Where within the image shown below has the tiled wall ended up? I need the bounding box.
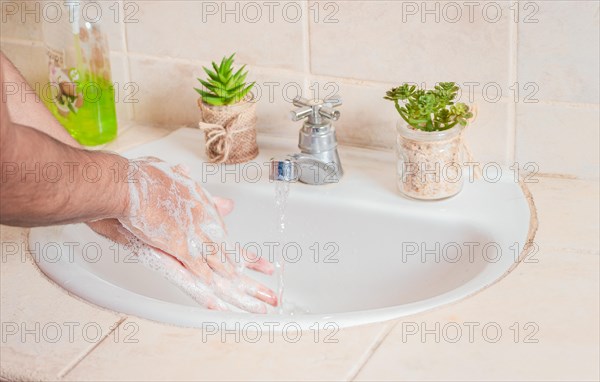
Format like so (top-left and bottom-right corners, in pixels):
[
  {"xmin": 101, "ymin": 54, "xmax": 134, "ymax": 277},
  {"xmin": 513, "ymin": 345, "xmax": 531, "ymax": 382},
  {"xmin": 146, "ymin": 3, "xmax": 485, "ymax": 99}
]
[{"xmin": 1, "ymin": 1, "xmax": 598, "ymax": 179}]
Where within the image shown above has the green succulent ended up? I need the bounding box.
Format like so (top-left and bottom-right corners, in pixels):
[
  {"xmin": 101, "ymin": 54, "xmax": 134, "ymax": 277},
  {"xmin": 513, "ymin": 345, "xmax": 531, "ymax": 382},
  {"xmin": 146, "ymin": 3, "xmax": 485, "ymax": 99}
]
[
  {"xmin": 384, "ymin": 82, "xmax": 473, "ymax": 132},
  {"xmin": 195, "ymin": 53, "xmax": 255, "ymax": 106}
]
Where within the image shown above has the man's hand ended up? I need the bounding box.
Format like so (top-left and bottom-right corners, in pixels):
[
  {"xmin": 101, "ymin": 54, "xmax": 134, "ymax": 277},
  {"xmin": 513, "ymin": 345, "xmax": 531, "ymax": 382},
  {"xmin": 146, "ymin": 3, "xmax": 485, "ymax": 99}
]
[
  {"xmin": 1, "ymin": 52, "xmax": 277, "ymax": 313},
  {"xmin": 88, "ymin": 210, "xmax": 276, "ymax": 313},
  {"xmin": 89, "ymin": 157, "xmax": 278, "ymax": 313}
]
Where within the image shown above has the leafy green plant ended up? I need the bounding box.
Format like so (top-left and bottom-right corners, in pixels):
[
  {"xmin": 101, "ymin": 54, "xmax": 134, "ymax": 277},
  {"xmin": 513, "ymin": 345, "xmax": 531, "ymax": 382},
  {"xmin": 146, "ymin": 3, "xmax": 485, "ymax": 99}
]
[
  {"xmin": 195, "ymin": 53, "xmax": 255, "ymax": 106},
  {"xmin": 384, "ymin": 82, "xmax": 473, "ymax": 132}
]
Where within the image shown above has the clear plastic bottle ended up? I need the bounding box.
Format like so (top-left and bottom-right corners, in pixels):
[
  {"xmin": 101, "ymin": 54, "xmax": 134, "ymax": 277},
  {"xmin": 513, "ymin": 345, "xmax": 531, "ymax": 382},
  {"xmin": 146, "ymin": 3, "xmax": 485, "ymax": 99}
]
[{"xmin": 41, "ymin": 1, "xmax": 117, "ymax": 146}]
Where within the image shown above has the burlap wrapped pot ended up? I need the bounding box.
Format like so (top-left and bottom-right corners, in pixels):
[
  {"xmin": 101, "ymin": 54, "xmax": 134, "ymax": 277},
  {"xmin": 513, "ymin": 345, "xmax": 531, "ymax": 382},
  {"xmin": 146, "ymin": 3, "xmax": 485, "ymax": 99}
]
[{"xmin": 197, "ymin": 94, "xmax": 259, "ymax": 164}]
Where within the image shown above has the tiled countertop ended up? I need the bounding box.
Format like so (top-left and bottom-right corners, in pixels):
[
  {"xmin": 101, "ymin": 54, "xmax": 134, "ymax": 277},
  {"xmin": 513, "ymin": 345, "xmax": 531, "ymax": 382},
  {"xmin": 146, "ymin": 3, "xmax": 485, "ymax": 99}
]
[{"xmin": 1, "ymin": 125, "xmax": 598, "ymax": 381}]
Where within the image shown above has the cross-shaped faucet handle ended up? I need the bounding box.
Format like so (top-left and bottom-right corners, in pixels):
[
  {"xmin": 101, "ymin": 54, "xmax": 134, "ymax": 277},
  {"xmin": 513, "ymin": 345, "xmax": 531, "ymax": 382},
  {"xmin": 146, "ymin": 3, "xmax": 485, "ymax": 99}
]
[{"xmin": 289, "ymin": 96, "xmax": 343, "ymax": 124}]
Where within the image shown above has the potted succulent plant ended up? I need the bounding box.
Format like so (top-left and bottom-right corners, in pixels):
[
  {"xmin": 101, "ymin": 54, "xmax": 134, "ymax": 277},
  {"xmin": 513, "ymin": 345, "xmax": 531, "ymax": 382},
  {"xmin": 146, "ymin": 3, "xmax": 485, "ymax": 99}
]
[
  {"xmin": 385, "ymin": 82, "xmax": 473, "ymax": 200},
  {"xmin": 195, "ymin": 53, "xmax": 258, "ymax": 164}
]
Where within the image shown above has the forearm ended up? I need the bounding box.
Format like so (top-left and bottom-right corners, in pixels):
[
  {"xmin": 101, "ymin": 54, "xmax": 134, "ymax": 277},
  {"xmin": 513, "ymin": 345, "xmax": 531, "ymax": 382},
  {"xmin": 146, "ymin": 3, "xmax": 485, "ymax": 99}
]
[
  {"xmin": 1, "ymin": 51, "xmax": 132, "ymax": 226},
  {"xmin": 0, "ymin": 118, "xmax": 130, "ymax": 227}
]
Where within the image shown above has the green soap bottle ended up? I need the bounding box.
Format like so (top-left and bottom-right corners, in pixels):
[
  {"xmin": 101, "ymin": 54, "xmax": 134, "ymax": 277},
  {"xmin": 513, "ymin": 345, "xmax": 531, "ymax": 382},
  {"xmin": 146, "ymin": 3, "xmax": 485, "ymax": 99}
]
[{"xmin": 42, "ymin": 1, "xmax": 117, "ymax": 146}]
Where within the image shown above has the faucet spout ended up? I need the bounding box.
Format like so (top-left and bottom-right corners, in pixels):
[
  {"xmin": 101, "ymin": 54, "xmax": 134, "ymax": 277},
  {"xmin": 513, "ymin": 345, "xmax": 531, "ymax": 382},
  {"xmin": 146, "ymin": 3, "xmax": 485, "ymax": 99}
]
[
  {"xmin": 269, "ymin": 158, "xmax": 298, "ymax": 182},
  {"xmin": 269, "ymin": 154, "xmax": 342, "ymax": 185}
]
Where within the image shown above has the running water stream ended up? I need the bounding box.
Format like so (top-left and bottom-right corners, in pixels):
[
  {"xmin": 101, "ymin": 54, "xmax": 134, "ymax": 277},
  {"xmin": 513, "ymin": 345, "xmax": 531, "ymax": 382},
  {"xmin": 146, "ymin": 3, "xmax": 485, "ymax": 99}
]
[
  {"xmin": 274, "ymin": 181, "xmax": 290, "ymax": 314},
  {"xmin": 272, "ymin": 181, "xmax": 310, "ymax": 315}
]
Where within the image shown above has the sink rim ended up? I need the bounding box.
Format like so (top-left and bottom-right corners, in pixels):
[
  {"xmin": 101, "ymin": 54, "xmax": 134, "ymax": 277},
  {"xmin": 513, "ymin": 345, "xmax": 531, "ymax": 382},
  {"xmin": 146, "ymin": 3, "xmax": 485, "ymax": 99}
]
[{"xmin": 30, "ymin": 129, "xmax": 538, "ymax": 330}]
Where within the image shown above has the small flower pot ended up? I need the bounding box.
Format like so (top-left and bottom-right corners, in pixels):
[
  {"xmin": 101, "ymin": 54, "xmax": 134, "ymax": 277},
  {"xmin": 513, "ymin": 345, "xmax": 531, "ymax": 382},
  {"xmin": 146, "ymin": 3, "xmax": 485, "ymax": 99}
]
[
  {"xmin": 396, "ymin": 122, "xmax": 465, "ymax": 200},
  {"xmin": 197, "ymin": 94, "xmax": 259, "ymax": 164}
]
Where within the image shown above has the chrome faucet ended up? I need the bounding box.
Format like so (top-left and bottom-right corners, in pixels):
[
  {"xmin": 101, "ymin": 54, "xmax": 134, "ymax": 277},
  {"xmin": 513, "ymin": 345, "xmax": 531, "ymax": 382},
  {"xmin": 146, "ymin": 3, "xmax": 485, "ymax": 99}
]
[{"xmin": 269, "ymin": 96, "xmax": 343, "ymax": 185}]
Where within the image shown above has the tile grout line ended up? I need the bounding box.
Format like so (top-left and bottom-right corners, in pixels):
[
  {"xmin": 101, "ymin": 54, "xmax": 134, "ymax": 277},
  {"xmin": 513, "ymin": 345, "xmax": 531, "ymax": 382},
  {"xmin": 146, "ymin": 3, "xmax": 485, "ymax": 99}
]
[
  {"xmin": 0, "ymin": 37, "xmax": 44, "ymax": 46},
  {"xmin": 56, "ymin": 316, "xmax": 127, "ymax": 380},
  {"xmin": 304, "ymin": 0, "xmax": 312, "ymax": 74},
  {"xmin": 534, "ymin": 246, "xmax": 600, "ymax": 257},
  {"xmin": 508, "ymin": 0, "xmax": 519, "ymax": 163},
  {"xmin": 63, "ymin": 47, "xmax": 600, "ymax": 109},
  {"xmin": 302, "ymin": 0, "xmax": 312, "ymax": 94},
  {"xmin": 346, "ymin": 321, "xmax": 399, "ymax": 381},
  {"xmin": 119, "ymin": 1, "xmax": 135, "ymax": 122},
  {"xmin": 0, "ymin": 36, "xmax": 127, "ymax": 58},
  {"xmin": 97, "ymin": 47, "xmax": 599, "ymax": 108}
]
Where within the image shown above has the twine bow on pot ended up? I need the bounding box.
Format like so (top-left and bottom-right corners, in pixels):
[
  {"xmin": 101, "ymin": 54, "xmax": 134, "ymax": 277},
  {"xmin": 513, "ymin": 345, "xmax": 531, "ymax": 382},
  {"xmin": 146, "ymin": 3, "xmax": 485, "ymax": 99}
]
[{"xmin": 197, "ymin": 100, "xmax": 258, "ymax": 164}]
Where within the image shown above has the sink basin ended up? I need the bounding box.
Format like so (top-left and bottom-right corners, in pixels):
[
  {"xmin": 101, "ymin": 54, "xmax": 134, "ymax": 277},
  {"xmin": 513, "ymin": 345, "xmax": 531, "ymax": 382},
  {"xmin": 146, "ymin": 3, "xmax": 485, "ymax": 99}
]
[{"xmin": 30, "ymin": 128, "xmax": 534, "ymax": 329}]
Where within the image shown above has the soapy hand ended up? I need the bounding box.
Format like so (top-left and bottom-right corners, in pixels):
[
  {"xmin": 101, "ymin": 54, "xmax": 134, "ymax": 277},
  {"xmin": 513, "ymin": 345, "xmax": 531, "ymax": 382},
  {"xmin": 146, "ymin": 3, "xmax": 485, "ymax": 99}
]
[{"xmin": 88, "ymin": 157, "xmax": 277, "ymax": 313}]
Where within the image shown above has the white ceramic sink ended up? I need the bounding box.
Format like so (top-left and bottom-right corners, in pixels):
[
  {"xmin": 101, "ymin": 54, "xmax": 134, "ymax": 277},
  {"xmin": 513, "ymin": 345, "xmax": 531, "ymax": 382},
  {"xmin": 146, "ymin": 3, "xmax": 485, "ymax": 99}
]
[{"xmin": 30, "ymin": 128, "xmax": 534, "ymax": 329}]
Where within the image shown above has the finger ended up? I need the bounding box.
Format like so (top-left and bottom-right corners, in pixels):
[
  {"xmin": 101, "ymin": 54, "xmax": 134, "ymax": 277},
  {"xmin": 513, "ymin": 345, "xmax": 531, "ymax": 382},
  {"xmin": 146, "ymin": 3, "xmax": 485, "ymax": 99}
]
[
  {"xmin": 205, "ymin": 249, "xmax": 238, "ymax": 279},
  {"xmin": 241, "ymin": 249, "xmax": 275, "ymax": 275},
  {"xmin": 203, "ymin": 245, "xmax": 278, "ymax": 307},
  {"xmin": 182, "ymin": 255, "xmax": 215, "ymax": 286},
  {"xmin": 216, "ymin": 241, "xmax": 246, "ymax": 275},
  {"xmin": 124, "ymin": 235, "xmax": 230, "ymax": 311},
  {"xmin": 186, "ymin": 225, "xmax": 233, "ymax": 280},
  {"xmin": 211, "ymin": 274, "xmax": 268, "ymax": 314},
  {"xmin": 238, "ymin": 273, "xmax": 278, "ymax": 307},
  {"xmin": 213, "ymin": 197, "xmax": 234, "ymax": 217}
]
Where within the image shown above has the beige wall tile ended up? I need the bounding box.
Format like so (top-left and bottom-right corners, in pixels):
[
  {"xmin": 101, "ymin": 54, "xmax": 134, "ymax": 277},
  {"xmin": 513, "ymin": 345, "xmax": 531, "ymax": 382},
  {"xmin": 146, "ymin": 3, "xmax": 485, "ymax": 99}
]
[
  {"xmin": 313, "ymin": 77, "xmax": 511, "ymax": 164},
  {"xmin": 516, "ymin": 102, "xmax": 600, "ymax": 179},
  {"xmin": 129, "ymin": 55, "xmax": 308, "ymax": 133},
  {"xmin": 2, "ymin": 0, "xmax": 599, "ymax": 178},
  {"xmin": 462, "ymin": 98, "xmax": 511, "ymax": 165},
  {"xmin": 527, "ymin": 178, "xmax": 600, "ymax": 254},
  {"xmin": 355, "ymin": 249, "xmax": 600, "ymax": 381},
  {"xmin": 310, "ymin": 1, "xmax": 512, "ymax": 86},
  {"xmin": 0, "ymin": 0, "xmax": 124, "ymax": 51},
  {"xmin": 94, "ymin": 0, "xmax": 126, "ymax": 52},
  {"xmin": 110, "ymin": 52, "xmax": 132, "ymax": 123},
  {"xmin": 128, "ymin": 55, "xmax": 200, "ymax": 126},
  {"xmin": 313, "ymin": 78, "xmax": 398, "ymax": 150},
  {"xmin": 244, "ymin": 64, "xmax": 308, "ymax": 137},
  {"xmin": 125, "ymin": 0, "xmax": 307, "ymax": 71},
  {"xmin": 518, "ymin": 1, "xmax": 600, "ymax": 104},
  {"xmin": 0, "ymin": 0, "xmax": 44, "ymax": 41},
  {"xmin": 0, "ymin": 226, "xmax": 124, "ymax": 381},
  {"xmin": 63, "ymin": 316, "xmax": 391, "ymax": 381}
]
